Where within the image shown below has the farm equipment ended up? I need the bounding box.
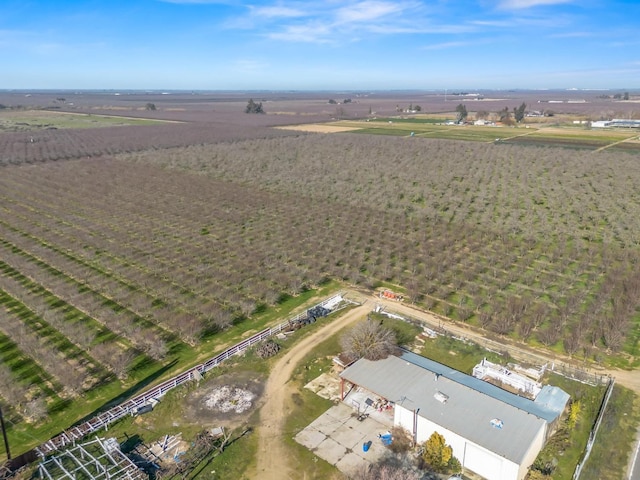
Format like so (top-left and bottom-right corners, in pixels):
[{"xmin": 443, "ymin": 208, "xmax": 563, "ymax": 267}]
[
  {"xmin": 307, "ymin": 305, "xmax": 331, "ymax": 323},
  {"xmin": 284, "ymin": 305, "xmax": 332, "ymax": 331},
  {"xmin": 379, "ymin": 289, "xmax": 403, "ymax": 301}
]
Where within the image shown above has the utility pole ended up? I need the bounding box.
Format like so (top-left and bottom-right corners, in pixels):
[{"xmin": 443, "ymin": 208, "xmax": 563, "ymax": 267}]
[{"xmin": 0, "ymin": 406, "xmax": 10, "ymax": 460}]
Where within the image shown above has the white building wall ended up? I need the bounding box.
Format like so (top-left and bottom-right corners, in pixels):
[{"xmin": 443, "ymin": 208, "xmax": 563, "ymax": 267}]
[
  {"xmin": 517, "ymin": 423, "xmax": 546, "ymax": 480},
  {"xmin": 395, "ymin": 405, "xmax": 522, "ymax": 480}
]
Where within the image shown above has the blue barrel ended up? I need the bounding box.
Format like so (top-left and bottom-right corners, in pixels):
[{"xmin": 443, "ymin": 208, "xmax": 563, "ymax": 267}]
[{"xmin": 363, "ymin": 441, "xmax": 372, "ymax": 452}]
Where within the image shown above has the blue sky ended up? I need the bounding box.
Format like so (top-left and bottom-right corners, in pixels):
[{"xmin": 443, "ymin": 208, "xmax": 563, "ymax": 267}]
[{"xmin": 1, "ymin": 0, "xmax": 638, "ymax": 90}]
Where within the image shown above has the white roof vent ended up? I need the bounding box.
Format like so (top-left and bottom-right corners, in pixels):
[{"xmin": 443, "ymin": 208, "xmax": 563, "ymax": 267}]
[
  {"xmin": 434, "ymin": 391, "xmax": 449, "ymax": 404},
  {"xmin": 490, "ymin": 418, "xmax": 504, "ymax": 429}
]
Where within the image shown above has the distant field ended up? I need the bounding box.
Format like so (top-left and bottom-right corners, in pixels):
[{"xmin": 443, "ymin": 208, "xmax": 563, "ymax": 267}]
[
  {"xmin": 0, "ymin": 110, "xmax": 169, "ymax": 132},
  {"xmin": 275, "ymin": 123, "xmax": 361, "ymax": 133},
  {"xmin": 2, "ymin": 92, "xmax": 640, "ymax": 465},
  {"xmin": 298, "ymin": 118, "xmax": 640, "ymax": 151},
  {"xmin": 502, "ymin": 126, "xmax": 639, "ymax": 150},
  {"xmin": 128, "ymin": 134, "xmax": 640, "ymax": 362}
]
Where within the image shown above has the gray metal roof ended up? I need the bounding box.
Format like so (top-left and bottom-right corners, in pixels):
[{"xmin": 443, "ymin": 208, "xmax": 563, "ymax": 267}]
[
  {"xmin": 535, "ymin": 385, "xmax": 570, "ymax": 416},
  {"xmin": 398, "ymin": 349, "xmax": 565, "ymax": 423},
  {"xmin": 340, "ymin": 353, "xmax": 553, "ymax": 464}
]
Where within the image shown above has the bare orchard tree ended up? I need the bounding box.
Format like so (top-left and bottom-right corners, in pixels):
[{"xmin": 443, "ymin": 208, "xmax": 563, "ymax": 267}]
[
  {"xmin": 109, "ymin": 348, "xmax": 136, "ymax": 380},
  {"xmin": 23, "ymin": 397, "xmax": 48, "ymax": 423},
  {"xmin": 146, "ymin": 338, "xmax": 169, "ymax": 361},
  {"xmin": 0, "ymin": 365, "xmax": 28, "ymax": 406},
  {"xmin": 340, "ymin": 317, "xmax": 400, "ymax": 362}
]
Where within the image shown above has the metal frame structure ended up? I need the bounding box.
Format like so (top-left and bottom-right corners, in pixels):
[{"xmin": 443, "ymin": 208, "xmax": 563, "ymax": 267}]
[
  {"xmin": 38, "ymin": 438, "xmax": 145, "ymax": 480},
  {"xmin": 36, "ymin": 292, "xmax": 355, "ymax": 457}
]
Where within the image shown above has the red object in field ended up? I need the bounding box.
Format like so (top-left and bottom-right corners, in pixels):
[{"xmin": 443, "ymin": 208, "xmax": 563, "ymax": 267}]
[{"xmin": 379, "ymin": 290, "xmax": 403, "ymax": 301}]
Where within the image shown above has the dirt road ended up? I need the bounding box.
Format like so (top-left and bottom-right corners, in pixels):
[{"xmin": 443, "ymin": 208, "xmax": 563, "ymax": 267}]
[
  {"xmin": 375, "ymin": 295, "xmax": 640, "ymax": 480},
  {"xmin": 249, "ymin": 291, "xmax": 639, "ymax": 479},
  {"xmin": 250, "ymin": 300, "xmax": 371, "ymax": 479},
  {"xmin": 374, "ymin": 295, "xmax": 640, "ymax": 393}
]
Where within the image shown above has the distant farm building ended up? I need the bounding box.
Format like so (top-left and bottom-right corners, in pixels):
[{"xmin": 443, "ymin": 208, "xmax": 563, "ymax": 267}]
[
  {"xmin": 592, "ymin": 119, "xmax": 640, "ymax": 128},
  {"xmin": 340, "ymin": 349, "xmax": 569, "ymax": 480},
  {"xmin": 474, "ymin": 119, "xmax": 495, "ymax": 126}
]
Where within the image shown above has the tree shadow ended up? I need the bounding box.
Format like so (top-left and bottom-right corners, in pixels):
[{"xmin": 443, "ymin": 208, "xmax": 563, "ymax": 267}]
[{"xmin": 70, "ymin": 359, "xmax": 178, "ymax": 427}]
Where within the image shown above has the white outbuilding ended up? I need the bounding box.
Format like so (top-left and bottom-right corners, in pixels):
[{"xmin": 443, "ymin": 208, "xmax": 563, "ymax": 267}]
[{"xmin": 340, "ymin": 350, "xmax": 569, "ymax": 480}]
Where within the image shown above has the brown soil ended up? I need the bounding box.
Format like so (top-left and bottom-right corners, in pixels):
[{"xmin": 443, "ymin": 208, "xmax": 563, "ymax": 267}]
[{"xmin": 249, "ymin": 300, "xmax": 371, "ymax": 479}]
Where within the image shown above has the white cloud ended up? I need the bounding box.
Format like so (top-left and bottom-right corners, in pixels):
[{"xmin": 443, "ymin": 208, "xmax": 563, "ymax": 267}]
[
  {"xmin": 253, "ymin": 1, "xmax": 402, "ymax": 43},
  {"xmin": 159, "ymin": 0, "xmax": 239, "ymax": 4},
  {"xmin": 549, "ymin": 31, "xmax": 592, "ymax": 38},
  {"xmin": 267, "ymin": 23, "xmax": 333, "ymax": 43},
  {"xmin": 233, "ymin": 1, "xmax": 512, "ymax": 44},
  {"xmin": 472, "ymin": 12, "xmax": 574, "ymax": 29},
  {"xmin": 251, "ymin": 5, "xmax": 307, "ymax": 18},
  {"xmin": 498, "ymin": 0, "xmax": 574, "ymax": 9},
  {"xmin": 335, "ymin": 1, "xmax": 405, "ymax": 23},
  {"xmin": 422, "ymin": 41, "xmax": 470, "ymax": 50},
  {"xmin": 254, "ymin": 0, "xmax": 435, "ymax": 43},
  {"xmin": 366, "ymin": 23, "xmax": 474, "ymax": 34},
  {"xmin": 471, "ymin": 19, "xmax": 512, "ymax": 28}
]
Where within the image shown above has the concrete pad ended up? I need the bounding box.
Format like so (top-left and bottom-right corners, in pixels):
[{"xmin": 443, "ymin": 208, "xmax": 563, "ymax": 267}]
[
  {"xmin": 343, "ymin": 413, "xmax": 387, "ymax": 436},
  {"xmin": 358, "ymin": 415, "xmax": 390, "ymax": 438},
  {"xmin": 294, "ymin": 428, "xmax": 326, "ymax": 450},
  {"xmin": 314, "ymin": 436, "xmax": 348, "ymax": 463},
  {"xmin": 324, "ymin": 402, "xmax": 353, "ymax": 421},
  {"xmin": 316, "ymin": 384, "xmax": 341, "ymax": 401},
  {"xmin": 335, "ymin": 451, "xmax": 369, "ymax": 477},
  {"xmin": 332, "ymin": 422, "xmax": 367, "ymax": 450},
  {"xmin": 341, "ymin": 416, "xmax": 390, "ymax": 459},
  {"xmin": 354, "ymin": 434, "xmax": 388, "ymax": 460},
  {"xmin": 304, "ymin": 372, "xmax": 342, "ymax": 401},
  {"xmin": 346, "ymin": 388, "xmax": 395, "ymax": 426},
  {"xmin": 295, "ymin": 398, "xmax": 392, "ymax": 477},
  {"xmin": 307, "ymin": 409, "xmax": 349, "ymax": 435}
]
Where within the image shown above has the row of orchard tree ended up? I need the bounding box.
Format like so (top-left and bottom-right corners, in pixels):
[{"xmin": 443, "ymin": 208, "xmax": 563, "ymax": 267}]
[{"xmin": 128, "ymin": 134, "xmax": 640, "ymax": 361}]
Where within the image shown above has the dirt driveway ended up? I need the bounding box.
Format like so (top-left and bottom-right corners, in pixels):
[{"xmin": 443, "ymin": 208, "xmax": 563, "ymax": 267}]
[
  {"xmin": 373, "ymin": 294, "xmax": 640, "ymax": 394},
  {"xmin": 249, "ymin": 290, "xmax": 640, "ymax": 479},
  {"xmin": 249, "ymin": 300, "xmax": 371, "ymax": 480}
]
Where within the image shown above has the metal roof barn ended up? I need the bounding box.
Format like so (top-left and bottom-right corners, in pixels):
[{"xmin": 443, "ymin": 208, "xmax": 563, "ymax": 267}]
[{"xmin": 340, "ymin": 350, "xmax": 569, "ymax": 480}]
